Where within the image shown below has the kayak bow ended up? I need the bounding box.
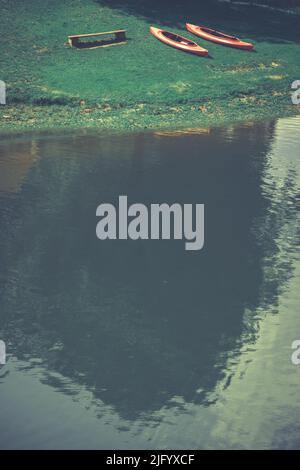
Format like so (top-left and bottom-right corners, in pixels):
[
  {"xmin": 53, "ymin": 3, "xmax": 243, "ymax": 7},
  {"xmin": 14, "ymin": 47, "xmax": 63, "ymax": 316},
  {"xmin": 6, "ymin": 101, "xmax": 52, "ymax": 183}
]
[
  {"xmin": 186, "ymin": 23, "xmax": 253, "ymax": 50},
  {"xmin": 150, "ymin": 26, "xmax": 208, "ymax": 56}
]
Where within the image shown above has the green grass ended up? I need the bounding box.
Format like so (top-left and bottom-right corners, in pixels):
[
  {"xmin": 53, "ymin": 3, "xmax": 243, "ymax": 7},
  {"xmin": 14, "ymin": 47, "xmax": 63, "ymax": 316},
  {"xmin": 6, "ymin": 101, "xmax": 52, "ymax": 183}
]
[{"xmin": 0, "ymin": 0, "xmax": 300, "ymax": 132}]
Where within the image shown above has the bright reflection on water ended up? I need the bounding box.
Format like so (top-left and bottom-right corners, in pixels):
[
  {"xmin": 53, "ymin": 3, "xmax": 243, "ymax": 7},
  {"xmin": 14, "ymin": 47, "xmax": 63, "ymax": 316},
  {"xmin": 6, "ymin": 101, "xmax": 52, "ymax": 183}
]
[{"xmin": 0, "ymin": 116, "xmax": 300, "ymax": 449}]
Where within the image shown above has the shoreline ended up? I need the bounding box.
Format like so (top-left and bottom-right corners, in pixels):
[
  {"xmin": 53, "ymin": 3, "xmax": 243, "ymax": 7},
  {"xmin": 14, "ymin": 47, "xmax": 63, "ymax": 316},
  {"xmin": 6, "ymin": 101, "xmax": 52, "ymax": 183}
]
[{"xmin": 1, "ymin": 98, "xmax": 299, "ymax": 137}]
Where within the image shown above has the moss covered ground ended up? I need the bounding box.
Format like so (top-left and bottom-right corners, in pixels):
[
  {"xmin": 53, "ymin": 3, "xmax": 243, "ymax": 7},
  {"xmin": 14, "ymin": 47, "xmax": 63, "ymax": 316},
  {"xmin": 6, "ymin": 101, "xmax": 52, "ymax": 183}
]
[{"xmin": 0, "ymin": 0, "xmax": 299, "ymax": 133}]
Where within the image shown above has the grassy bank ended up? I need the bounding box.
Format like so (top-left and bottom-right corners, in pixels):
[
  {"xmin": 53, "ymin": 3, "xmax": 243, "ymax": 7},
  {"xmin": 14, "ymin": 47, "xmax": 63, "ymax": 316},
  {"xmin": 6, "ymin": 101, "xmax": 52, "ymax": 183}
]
[{"xmin": 1, "ymin": 0, "xmax": 300, "ymax": 133}]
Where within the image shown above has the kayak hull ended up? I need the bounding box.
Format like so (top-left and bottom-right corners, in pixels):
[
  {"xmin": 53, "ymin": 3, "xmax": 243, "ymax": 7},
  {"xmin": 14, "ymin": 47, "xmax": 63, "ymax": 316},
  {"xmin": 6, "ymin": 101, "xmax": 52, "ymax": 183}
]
[
  {"xmin": 186, "ymin": 23, "xmax": 253, "ymax": 51},
  {"xmin": 150, "ymin": 26, "xmax": 208, "ymax": 56}
]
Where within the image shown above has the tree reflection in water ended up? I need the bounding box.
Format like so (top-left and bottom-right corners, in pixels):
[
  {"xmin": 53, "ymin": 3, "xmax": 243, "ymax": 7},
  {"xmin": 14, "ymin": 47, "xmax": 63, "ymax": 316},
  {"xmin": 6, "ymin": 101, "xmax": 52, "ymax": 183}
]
[{"xmin": 0, "ymin": 119, "xmax": 299, "ymax": 422}]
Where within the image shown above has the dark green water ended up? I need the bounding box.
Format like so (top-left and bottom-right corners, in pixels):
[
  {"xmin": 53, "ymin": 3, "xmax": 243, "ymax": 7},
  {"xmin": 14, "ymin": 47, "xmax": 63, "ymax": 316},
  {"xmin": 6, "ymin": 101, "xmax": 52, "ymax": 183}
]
[{"xmin": 0, "ymin": 116, "xmax": 300, "ymax": 449}]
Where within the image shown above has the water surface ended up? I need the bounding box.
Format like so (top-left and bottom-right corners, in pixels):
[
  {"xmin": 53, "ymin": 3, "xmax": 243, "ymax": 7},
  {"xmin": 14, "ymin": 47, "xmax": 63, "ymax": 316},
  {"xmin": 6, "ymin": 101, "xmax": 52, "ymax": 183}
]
[{"xmin": 0, "ymin": 116, "xmax": 300, "ymax": 449}]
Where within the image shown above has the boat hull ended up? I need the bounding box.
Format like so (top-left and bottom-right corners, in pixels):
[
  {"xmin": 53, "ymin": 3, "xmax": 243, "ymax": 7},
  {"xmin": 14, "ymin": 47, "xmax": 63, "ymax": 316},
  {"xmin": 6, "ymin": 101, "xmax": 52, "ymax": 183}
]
[
  {"xmin": 150, "ymin": 26, "xmax": 208, "ymax": 56},
  {"xmin": 186, "ymin": 23, "xmax": 253, "ymax": 51}
]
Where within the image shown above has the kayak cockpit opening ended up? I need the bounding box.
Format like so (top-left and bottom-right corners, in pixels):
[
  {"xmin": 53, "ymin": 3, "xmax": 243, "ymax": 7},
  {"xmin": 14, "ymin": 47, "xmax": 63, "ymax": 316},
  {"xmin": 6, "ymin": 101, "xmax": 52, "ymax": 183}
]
[
  {"xmin": 163, "ymin": 31, "xmax": 195, "ymax": 46},
  {"xmin": 201, "ymin": 26, "xmax": 237, "ymax": 41}
]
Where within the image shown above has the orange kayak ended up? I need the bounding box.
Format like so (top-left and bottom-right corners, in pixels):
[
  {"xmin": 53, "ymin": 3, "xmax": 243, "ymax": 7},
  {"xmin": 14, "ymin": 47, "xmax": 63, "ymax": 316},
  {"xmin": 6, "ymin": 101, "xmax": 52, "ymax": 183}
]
[
  {"xmin": 186, "ymin": 23, "xmax": 253, "ymax": 51},
  {"xmin": 150, "ymin": 26, "xmax": 208, "ymax": 56}
]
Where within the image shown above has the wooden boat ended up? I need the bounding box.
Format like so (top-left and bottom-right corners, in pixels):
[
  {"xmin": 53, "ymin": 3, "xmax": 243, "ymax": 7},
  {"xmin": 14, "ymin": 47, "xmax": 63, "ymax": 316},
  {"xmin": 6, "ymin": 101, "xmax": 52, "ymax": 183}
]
[
  {"xmin": 68, "ymin": 30, "xmax": 127, "ymax": 49},
  {"xmin": 150, "ymin": 26, "xmax": 208, "ymax": 56},
  {"xmin": 186, "ymin": 23, "xmax": 253, "ymax": 51}
]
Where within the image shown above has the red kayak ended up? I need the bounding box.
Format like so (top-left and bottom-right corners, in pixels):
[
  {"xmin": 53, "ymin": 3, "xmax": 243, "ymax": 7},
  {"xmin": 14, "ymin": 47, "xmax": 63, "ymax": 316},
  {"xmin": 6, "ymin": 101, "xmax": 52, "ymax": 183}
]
[
  {"xmin": 186, "ymin": 23, "xmax": 253, "ymax": 51},
  {"xmin": 150, "ymin": 26, "xmax": 208, "ymax": 56}
]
